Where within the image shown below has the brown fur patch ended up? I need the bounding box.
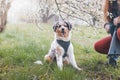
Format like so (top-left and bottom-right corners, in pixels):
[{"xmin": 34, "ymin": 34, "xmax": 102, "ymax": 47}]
[{"xmin": 44, "ymin": 55, "xmax": 52, "ymax": 63}]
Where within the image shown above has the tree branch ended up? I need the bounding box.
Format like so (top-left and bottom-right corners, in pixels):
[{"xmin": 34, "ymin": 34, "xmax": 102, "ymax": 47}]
[
  {"xmin": 54, "ymin": 0, "xmax": 64, "ymax": 20},
  {"xmin": 59, "ymin": 10, "xmax": 94, "ymax": 27}
]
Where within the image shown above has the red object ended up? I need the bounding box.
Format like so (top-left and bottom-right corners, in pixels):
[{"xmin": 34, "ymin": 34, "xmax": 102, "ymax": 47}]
[{"xmin": 94, "ymin": 28, "xmax": 120, "ymax": 54}]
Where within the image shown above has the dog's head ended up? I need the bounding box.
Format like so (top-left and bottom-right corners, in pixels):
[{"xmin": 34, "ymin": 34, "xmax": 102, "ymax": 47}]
[{"xmin": 53, "ymin": 21, "xmax": 72, "ymax": 38}]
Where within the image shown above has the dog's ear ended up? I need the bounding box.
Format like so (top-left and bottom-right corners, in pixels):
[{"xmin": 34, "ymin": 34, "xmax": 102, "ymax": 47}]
[
  {"xmin": 53, "ymin": 22, "xmax": 59, "ymax": 32},
  {"xmin": 64, "ymin": 21, "xmax": 72, "ymax": 30}
]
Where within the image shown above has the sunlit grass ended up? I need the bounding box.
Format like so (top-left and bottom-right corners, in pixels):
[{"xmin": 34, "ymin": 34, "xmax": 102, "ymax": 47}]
[{"xmin": 0, "ymin": 23, "xmax": 120, "ymax": 80}]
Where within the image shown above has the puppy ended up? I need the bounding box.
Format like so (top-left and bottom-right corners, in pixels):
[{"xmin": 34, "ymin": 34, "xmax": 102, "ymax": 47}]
[{"xmin": 44, "ymin": 20, "xmax": 82, "ymax": 70}]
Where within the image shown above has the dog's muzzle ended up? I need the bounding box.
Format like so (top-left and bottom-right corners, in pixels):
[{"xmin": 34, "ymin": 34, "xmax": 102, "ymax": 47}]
[{"xmin": 61, "ymin": 28, "xmax": 65, "ymax": 34}]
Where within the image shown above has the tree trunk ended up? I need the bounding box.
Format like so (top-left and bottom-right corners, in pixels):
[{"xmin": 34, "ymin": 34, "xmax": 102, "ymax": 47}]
[
  {"xmin": 41, "ymin": 7, "xmax": 55, "ymax": 23},
  {"xmin": 0, "ymin": 0, "xmax": 11, "ymax": 32},
  {"xmin": 42, "ymin": 14, "xmax": 48, "ymax": 23}
]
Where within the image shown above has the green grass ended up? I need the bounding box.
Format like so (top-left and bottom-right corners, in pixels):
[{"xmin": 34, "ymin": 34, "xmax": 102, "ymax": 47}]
[{"xmin": 0, "ymin": 23, "xmax": 120, "ymax": 80}]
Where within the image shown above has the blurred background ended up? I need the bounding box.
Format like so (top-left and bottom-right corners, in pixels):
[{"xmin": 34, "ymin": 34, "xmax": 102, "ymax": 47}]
[{"xmin": 1, "ymin": 0, "xmax": 103, "ymax": 31}]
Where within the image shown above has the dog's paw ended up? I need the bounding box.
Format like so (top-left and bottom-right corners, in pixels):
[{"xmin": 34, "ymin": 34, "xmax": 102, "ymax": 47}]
[
  {"xmin": 77, "ymin": 67, "xmax": 82, "ymax": 71},
  {"xmin": 44, "ymin": 55, "xmax": 52, "ymax": 63}
]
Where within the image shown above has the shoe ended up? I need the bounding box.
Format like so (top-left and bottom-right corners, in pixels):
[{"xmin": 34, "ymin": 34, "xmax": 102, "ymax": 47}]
[{"xmin": 108, "ymin": 55, "xmax": 117, "ymax": 67}]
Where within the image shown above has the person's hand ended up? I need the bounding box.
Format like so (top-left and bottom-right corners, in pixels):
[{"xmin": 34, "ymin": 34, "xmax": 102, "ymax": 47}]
[
  {"xmin": 114, "ymin": 17, "xmax": 120, "ymax": 26},
  {"xmin": 104, "ymin": 24, "xmax": 110, "ymax": 33}
]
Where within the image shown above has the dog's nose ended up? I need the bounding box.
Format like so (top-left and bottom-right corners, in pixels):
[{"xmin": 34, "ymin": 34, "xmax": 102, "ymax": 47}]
[
  {"xmin": 61, "ymin": 28, "xmax": 65, "ymax": 33},
  {"xmin": 62, "ymin": 28, "xmax": 64, "ymax": 31}
]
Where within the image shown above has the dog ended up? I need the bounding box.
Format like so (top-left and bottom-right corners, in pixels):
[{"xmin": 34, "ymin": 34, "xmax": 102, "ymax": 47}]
[{"xmin": 44, "ymin": 20, "xmax": 82, "ymax": 71}]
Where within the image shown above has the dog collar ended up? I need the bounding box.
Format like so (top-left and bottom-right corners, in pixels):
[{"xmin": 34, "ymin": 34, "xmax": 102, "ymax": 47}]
[{"xmin": 57, "ymin": 40, "xmax": 70, "ymax": 57}]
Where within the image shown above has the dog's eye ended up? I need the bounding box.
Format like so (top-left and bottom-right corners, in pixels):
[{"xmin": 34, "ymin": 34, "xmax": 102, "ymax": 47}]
[{"xmin": 58, "ymin": 25, "xmax": 61, "ymax": 28}]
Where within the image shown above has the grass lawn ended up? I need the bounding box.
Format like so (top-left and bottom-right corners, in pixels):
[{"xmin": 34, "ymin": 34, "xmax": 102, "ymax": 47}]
[{"xmin": 0, "ymin": 23, "xmax": 120, "ymax": 80}]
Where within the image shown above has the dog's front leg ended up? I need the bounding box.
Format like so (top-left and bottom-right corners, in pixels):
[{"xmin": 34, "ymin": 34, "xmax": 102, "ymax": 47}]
[
  {"xmin": 56, "ymin": 54, "xmax": 63, "ymax": 70},
  {"xmin": 55, "ymin": 47, "xmax": 64, "ymax": 70},
  {"xmin": 68, "ymin": 44, "xmax": 82, "ymax": 70}
]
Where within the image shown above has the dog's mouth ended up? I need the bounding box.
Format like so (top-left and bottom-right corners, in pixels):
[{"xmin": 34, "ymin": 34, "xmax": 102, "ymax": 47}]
[
  {"xmin": 61, "ymin": 31, "xmax": 66, "ymax": 36},
  {"xmin": 62, "ymin": 30, "xmax": 65, "ymax": 34}
]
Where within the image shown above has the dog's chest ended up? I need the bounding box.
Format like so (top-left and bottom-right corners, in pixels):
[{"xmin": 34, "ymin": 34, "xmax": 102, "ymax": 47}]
[{"xmin": 56, "ymin": 40, "xmax": 70, "ymax": 57}]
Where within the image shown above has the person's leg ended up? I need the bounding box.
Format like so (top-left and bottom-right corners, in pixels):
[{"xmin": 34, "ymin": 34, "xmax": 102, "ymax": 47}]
[
  {"xmin": 110, "ymin": 27, "xmax": 120, "ymax": 66},
  {"xmin": 94, "ymin": 35, "xmax": 119, "ymax": 66},
  {"xmin": 94, "ymin": 36, "xmax": 112, "ymax": 54},
  {"xmin": 117, "ymin": 27, "xmax": 120, "ymax": 40},
  {"xmin": 94, "ymin": 25, "xmax": 120, "ymax": 67}
]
